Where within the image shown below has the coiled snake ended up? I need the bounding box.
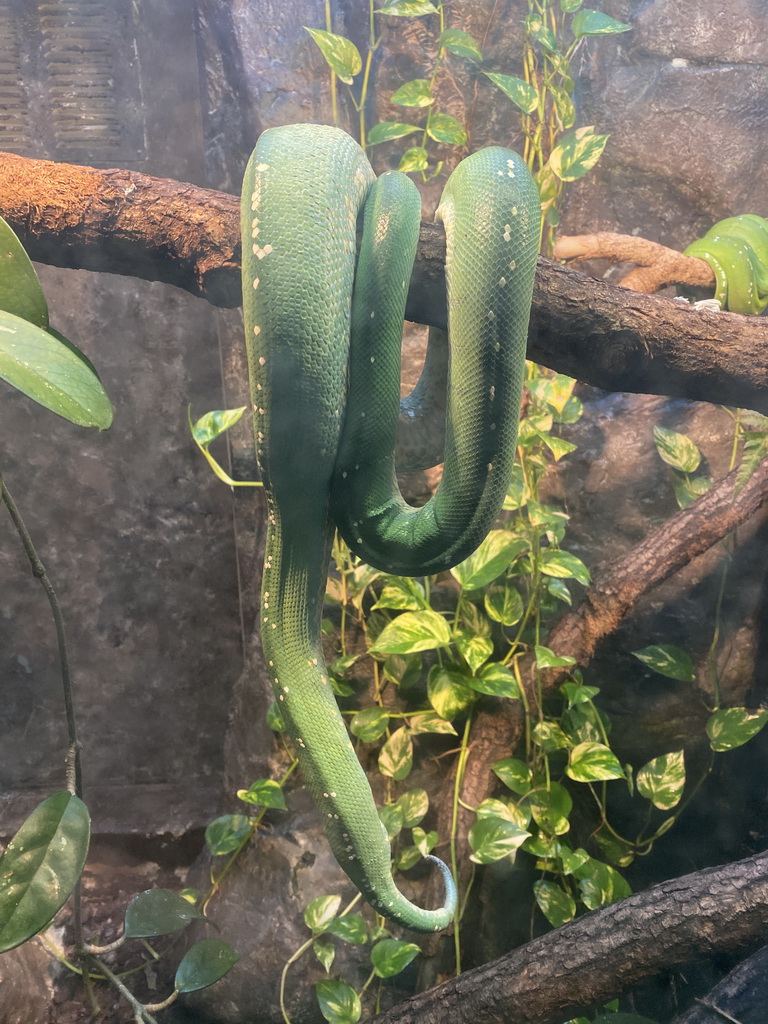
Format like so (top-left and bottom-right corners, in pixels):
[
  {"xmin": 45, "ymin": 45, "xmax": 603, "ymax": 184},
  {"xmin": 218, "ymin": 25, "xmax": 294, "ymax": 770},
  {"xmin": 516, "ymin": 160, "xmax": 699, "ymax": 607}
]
[{"xmin": 241, "ymin": 124, "xmax": 540, "ymax": 931}]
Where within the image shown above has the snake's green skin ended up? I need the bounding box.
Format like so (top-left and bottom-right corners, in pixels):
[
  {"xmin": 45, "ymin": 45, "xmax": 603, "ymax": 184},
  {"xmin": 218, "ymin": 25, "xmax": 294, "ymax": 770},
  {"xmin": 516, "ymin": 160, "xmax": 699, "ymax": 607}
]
[
  {"xmin": 683, "ymin": 214, "xmax": 768, "ymax": 315},
  {"xmin": 241, "ymin": 124, "xmax": 540, "ymax": 932}
]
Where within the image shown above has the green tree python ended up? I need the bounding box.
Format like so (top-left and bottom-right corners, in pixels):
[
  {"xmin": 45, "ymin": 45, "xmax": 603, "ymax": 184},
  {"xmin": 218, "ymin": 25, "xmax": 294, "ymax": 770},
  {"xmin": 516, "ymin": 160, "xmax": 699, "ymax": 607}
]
[
  {"xmin": 684, "ymin": 214, "xmax": 768, "ymax": 315},
  {"xmin": 240, "ymin": 123, "xmax": 540, "ymax": 932}
]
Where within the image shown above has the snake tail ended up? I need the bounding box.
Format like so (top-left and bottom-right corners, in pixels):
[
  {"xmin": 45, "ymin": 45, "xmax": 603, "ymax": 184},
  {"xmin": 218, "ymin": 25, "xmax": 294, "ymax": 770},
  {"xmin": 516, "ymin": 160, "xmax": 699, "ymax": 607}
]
[{"xmin": 241, "ymin": 124, "xmax": 457, "ymax": 931}]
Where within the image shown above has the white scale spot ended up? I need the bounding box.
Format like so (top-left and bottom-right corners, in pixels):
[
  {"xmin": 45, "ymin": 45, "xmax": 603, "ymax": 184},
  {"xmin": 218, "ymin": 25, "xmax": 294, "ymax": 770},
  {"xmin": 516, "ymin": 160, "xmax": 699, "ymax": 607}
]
[
  {"xmin": 490, "ymin": 422, "xmax": 496, "ymax": 431},
  {"xmin": 253, "ymin": 277, "xmax": 260, "ymax": 289},
  {"xmin": 370, "ymin": 356, "xmax": 375, "ymax": 363},
  {"xmin": 271, "ymin": 623, "xmax": 277, "ymax": 629},
  {"xmin": 259, "ymin": 356, "xmax": 266, "ymax": 366},
  {"xmin": 499, "ymin": 276, "xmax": 507, "ymax": 287},
  {"xmin": 370, "ymin": 310, "xmax": 375, "ymax": 318},
  {"xmin": 503, "ymin": 225, "xmax": 512, "ymax": 241},
  {"xmin": 252, "ymin": 226, "xmax": 259, "ymax": 238},
  {"xmin": 279, "ymin": 694, "xmax": 284, "ymax": 701},
  {"xmin": 487, "ymin": 462, "xmax": 493, "ymax": 471},
  {"xmin": 509, "ymin": 260, "xmax": 517, "ymax": 271},
  {"xmin": 494, "ymin": 342, "xmax": 501, "ymax": 352},
  {"xmin": 255, "ymin": 162, "xmax": 269, "ymax": 172},
  {"xmin": 253, "ymin": 325, "xmax": 261, "ymax": 335},
  {"xmin": 488, "ymin": 309, "xmax": 495, "ymax": 319},
  {"xmin": 253, "ymin": 244, "xmax": 274, "ymax": 260},
  {"xmin": 342, "ymin": 471, "xmax": 347, "ymax": 479},
  {"xmin": 489, "ymin": 386, "xmax": 495, "ymax": 400},
  {"xmin": 256, "ymin": 383, "xmax": 263, "ymax": 390},
  {"xmin": 258, "ymin": 408, "xmax": 265, "ymax": 415},
  {"xmin": 511, "ymin": 206, "xmax": 518, "ymax": 215}
]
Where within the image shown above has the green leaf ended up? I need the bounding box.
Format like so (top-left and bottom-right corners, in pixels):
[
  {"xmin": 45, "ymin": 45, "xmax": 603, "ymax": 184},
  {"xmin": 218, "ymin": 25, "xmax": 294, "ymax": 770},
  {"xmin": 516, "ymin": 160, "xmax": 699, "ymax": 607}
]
[
  {"xmin": 475, "ymin": 798, "xmax": 531, "ymax": 831},
  {"xmin": 314, "ymin": 936, "xmax": 335, "ymax": 972},
  {"xmin": 484, "ymin": 581, "xmax": 524, "ymax": 625},
  {"xmin": 408, "ymin": 711, "xmax": 457, "ymax": 735},
  {"xmin": 550, "ymin": 84, "xmax": 576, "ymax": 129},
  {"xmin": 540, "ymin": 548, "xmax": 591, "ymax": 585},
  {"xmin": 191, "ymin": 407, "xmax": 246, "ymax": 447},
  {"xmin": 391, "ymin": 78, "xmax": 434, "ymax": 107},
  {"xmin": 350, "ymin": 706, "xmax": 391, "ymax": 742},
  {"xmin": 469, "ymin": 662, "xmax": 520, "ymax": 699},
  {"xmin": 304, "ymin": 894, "xmax": 342, "ymax": 933},
  {"xmin": 0, "ymin": 792, "xmax": 90, "ymax": 953},
  {"xmin": 469, "ymin": 817, "xmax": 530, "ymax": 863},
  {"xmin": 503, "ymin": 463, "xmax": 529, "ymax": 510},
  {"xmin": 426, "ymin": 112, "xmax": 467, "ymax": 145},
  {"xmin": 454, "ymin": 629, "xmax": 493, "ymax": 672},
  {"xmin": 236, "ymin": 778, "xmax": 287, "ymax": 810},
  {"xmin": 527, "ymin": 782, "xmax": 573, "ymax": 835},
  {"xmin": 653, "ymin": 425, "xmax": 701, "ymax": 473},
  {"xmin": 532, "ymin": 720, "xmax": 571, "ymax": 752},
  {"xmin": 549, "ymin": 126, "xmax": 609, "ymax": 182},
  {"xmin": 563, "ymin": 703, "xmax": 606, "ymax": 745},
  {"xmin": 398, "ymin": 147, "xmax": 429, "ymax": 173},
  {"xmin": 707, "ymin": 707, "xmax": 768, "ymax": 752},
  {"xmin": 439, "ymin": 28, "xmax": 483, "ymax": 60},
  {"xmin": 373, "ymin": 576, "xmax": 425, "ymax": 611},
  {"xmin": 316, "ymin": 978, "xmax": 362, "ymax": 1024},
  {"xmin": 541, "ymin": 432, "xmax": 578, "ymax": 461},
  {"xmin": 378, "ymin": 726, "xmax": 414, "ymax": 780},
  {"xmin": 567, "ymin": 742, "xmax": 625, "ymax": 782},
  {"xmin": 0, "ymin": 215, "xmax": 48, "ymax": 328},
  {"xmin": 370, "ymin": 610, "xmax": 451, "ymax": 654},
  {"xmin": 205, "ymin": 814, "xmax": 252, "ymax": 856},
  {"xmin": 412, "ymin": 826, "xmax": 439, "ymax": 856},
  {"xmin": 492, "ymin": 757, "xmax": 532, "ymax": 794},
  {"xmin": 174, "ymin": 938, "xmax": 239, "ymax": 993},
  {"xmin": 371, "ymin": 938, "xmax": 421, "ymax": 977},
  {"xmin": 547, "ymin": 577, "xmax": 572, "ymax": 605},
  {"xmin": 636, "ymin": 750, "xmax": 685, "ymax": 810},
  {"xmin": 672, "ymin": 473, "xmax": 711, "ymax": 509},
  {"xmin": 574, "ymin": 858, "xmax": 631, "ymax": 909},
  {"xmin": 378, "ymin": 0, "xmax": 437, "ymax": 14},
  {"xmin": 427, "ymin": 665, "xmax": 475, "ymax": 720},
  {"xmin": 395, "ymin": 788, "xmax": 429, "ymax": 827},
  {"xmin": 379, "ymin": 803, "xmax": 404, "ymax": 840},
  {"xmin": 304, "ymin": 28, "xmax": 362, "ymax": 84},
  {"xmin": 367, "ymin": 121, "xmax": 421, "ymax": 145},
  {"xmin": 525, "ymin": 13, "xmax": 558, "ymax": 52},
  {"xmin": 451, "ymin": 531, "xmax": 526, "ymax": 589},
  {"xmin": 483, "ymin": 73, "xmax": 539, "ymax": 114},
  {"xmin": 383, "ymin": 652, "xmax": 422, "ymax": 688},
  {"xmin": 327, "ymin": 913, "xmax": 368, "ymax": 945},
  {"xmin": 571, "ymin": 8, "xmax": 631, "ymax": 38},
  {"xmin": 560, "ymin": 681, "xmax": 600, "ymax": 708},
  {"xmin": 535, "ymin": 644, "xmax": 577, "ymax": 669},
  {"xmin": 0, "ymin": 309, "xmax": 113, "ymax": 427},
  {"xmin": 560, "ymin": 0, "xmax": 583, "ymax": 10},
  {"xmin": 533, "ymin": 880, "xmax": 576, "ymax": 926},
  {"xmin": 124, "ymin": 888, "xmax": 204, "ymax": 938},
  {"xmin": 266, "ymin": 700, "xmax": 286, "ymax": 732},
  {"xmin": 632, "ymin": 644, "xmax": 695, "ymax": 682}
]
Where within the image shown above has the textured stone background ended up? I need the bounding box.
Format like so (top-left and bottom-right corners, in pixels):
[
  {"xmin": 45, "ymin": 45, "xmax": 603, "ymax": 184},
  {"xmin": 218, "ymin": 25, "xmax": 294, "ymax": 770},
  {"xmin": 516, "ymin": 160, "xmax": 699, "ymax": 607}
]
[{"xmin": 1, "ymin": 0, "xmax": 767, "ymax": 1021}]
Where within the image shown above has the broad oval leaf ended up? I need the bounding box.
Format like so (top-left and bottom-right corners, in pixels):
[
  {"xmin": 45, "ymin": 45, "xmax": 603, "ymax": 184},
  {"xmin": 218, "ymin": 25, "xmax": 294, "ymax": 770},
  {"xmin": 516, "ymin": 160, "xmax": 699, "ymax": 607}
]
[
  {"xmin": 174, "ymin": 938, "xmax": 239, "ymax": 993},
  {"xmin": 527, "ymin": 782, "xmax": 572, "ymax": 835},
  {"xmin": 370, "ymin": 609, "xmax": 451, "ymax": 654},
  {"xmin": 632, "ymin": 644, "xmax": 695, "ymax": 682},
  {"xmin": 407, "ymin": 711, "xmax": 457, "ymax": 735},
  {"xmin": 426, "ymin": 112, "xmax": 467, "ymax": 145},
  {"xmin": 372, "ymin": 576, "xmax": 424, "ymax": 611},
  {"xmin": 492, "ymin": 757, "xmax": 532, "ymax": 794},
  {"xmin": 484, "ymin": 581, "xmax": 524, "ymax": 625},
  {"xmin": 191, "ymin": 407, "xmax": 246, "ymax": 447},
  {"xmin": 540, "ymin": 548, "xmax": 590, "ymax": 585},
  {"xmin": 124, "ymin": 888, "xmax": 204, "ymax": 938},
  {"xmin": 367, "ymin": 121, "xmax": 420, "ymax": 145},
  {"xmin": 205, "ymin": 814, "xmax": 252, "ymax": 856},
  {"xmin": 427, "ymin": 665, "xmax": 475, "ymax": 720},
  {"xmin": 0, "ymin": 309, "xmax": 112, "ymax": 427},
  {"xmin": 378, "ymin": 726, "xmax": 413, "ymax": 780},
  {"xmin": 707, "ymin": 707, "xmax": 768, "ymax": 752},
  {"xmin": 653, "ymin": 425, "xmax": 701, "ymax": 473},
  {"xmin": 236, "ymin": 778, "xmax": 287, "ymax": 810},
  {"xmin": 469, "ymin": 662, "xmax": 520, "ymax": 699},
  {"xmin": 379, "ymin": 803, "xmax": 404, "ymax": 840},
  {"xmin": 454, "ymin": 629, "xmax": 493, "ymax": 673},
  {"xmin": 560, "ymin": 0, "xmax": 584, "ymax": 10},
  {"xmin": 484, "ymin": 73, "xmax": 538, "ymax": 114},
  {"xmin": 574, "ymin": 857, "xmax": 631, "ymax": 909},
  {"xmin": 571, "ymin": 8, "xmax": 631, "ymax": 38},
  {"xmin": 0, "ymin": 791, "xmax": 90, "ymax": 953},
  {"xmin": 305, "ymin": 894, "xmax": 342, "ymax": 933},
  {"xmin": 314, "ymin": 936, "xmax": 335, "ymax": 972},
  {"xmin": 391, "ymin": 78, "xmax": 433, "ymax": 107},
  {"xmin": 395, "ymin": 788, "xmax": 429, "ymax": 827},
  {"xmin": 532, "ymin": 720, "xmax": 571, "ymax": 752},
  {"xmin": 350, "ymin": 706, "xmax": 391, "ymax": 742},
  {"xmin": 549, "ymin": 126, "xmax": 609, "ymax": 182},
  {"xmin": 327, "ymin": 913, "xmax": 368, "ymax": 945},
  {"xmin": 371, "ymin": 938, "xmax": 421, "ymax": 978},
  {"xmin": 451, "ymin": 531, "xmax": 526, "ymax": 589},
  {"xmin": 304, "ymin": 28, "xmax": 362, "ymax": 83},
  {"xmin": 475, "ymin": 797, "xmax": 531, "ymax": 831},
  {"xmin": 567, "ymin": 742, "xmax": 625, "ymax": 782},
  {"xmin": 533, "ymin": 879, "xmax": 576, "ymax": 926},
  {"xmin": 469, "ymin": 817, "xmax": 530, "ymax": 863},
  {"xmin": 377, "ymin": 0, "xmax": 438, "ymax": 16},
  {"xmin": 0, "ymin": 216, "xmax": 48, "ymax": 328},
  {"xmin": 535, "ymin": 644, "xmax": 577, "ymax": 669},
  {"xmin": 636, "ymin": 750, "xmax": 685, "ymax": 810},
  {"xmin": 316, "ymin": 978, "xmax": 362, "ymax": 1024},
  {"xmin": 439, "ymin": 28, "xmax": 482, "ymax": 60},
  {"xmin": 398, "ymin": 146, "xmax": 429, "ymax": 173}
]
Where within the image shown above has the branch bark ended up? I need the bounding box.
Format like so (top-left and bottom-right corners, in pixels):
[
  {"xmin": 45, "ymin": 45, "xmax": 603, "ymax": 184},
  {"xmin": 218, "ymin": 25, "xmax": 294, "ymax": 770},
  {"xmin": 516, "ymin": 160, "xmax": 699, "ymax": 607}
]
[
  {"xmin": 671, "ymin": 944, "xmax": 768, "ymax": 1024},
  {"xmin": 372, "ymin": 850, "xmax": 768, "ymax": 1024},
  {"xmin": 2, "ymin": 151, "xmax": 768, "ymax": 414}
]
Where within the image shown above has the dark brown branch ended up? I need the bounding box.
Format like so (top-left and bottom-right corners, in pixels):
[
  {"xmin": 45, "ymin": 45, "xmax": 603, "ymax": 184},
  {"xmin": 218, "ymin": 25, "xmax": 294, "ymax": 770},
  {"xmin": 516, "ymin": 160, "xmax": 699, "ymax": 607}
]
[
  {"xmin": 2, "ymin": 152, "xmax": 768, "ymax": 415},
  {"xmin": 672, "ymin": 945, "xmax": 768, "ymax": 1023},
  {"xmin": 373, "ymin": 850, "xmax": 768, "ymax": 1024}
]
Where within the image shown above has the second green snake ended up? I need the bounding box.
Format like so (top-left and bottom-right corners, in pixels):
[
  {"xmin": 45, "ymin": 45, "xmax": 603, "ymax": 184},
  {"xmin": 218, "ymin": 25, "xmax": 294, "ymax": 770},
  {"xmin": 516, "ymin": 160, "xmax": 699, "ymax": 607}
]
[{"xmin": 241, "ymin": 124, "xmax": 540, "ymax": 931}]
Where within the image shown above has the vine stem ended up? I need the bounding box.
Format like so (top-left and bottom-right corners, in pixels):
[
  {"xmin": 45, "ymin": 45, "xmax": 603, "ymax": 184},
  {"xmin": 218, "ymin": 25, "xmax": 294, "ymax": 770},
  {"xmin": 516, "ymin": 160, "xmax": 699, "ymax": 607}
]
[
  {"xmin": 88, "ymin": 954, "xmax": 159, "ymax": 1024},
  {"xmin": 450, "ymin": 714, "xmax": 473, "ymax": 975}
]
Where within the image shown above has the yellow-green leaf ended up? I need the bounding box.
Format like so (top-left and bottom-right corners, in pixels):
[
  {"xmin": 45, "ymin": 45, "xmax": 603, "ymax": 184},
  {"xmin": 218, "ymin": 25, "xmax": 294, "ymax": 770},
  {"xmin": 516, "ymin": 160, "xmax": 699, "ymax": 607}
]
[{"xmin": 305, "ymin": 28, "xmax": 362, "ymax": 83}]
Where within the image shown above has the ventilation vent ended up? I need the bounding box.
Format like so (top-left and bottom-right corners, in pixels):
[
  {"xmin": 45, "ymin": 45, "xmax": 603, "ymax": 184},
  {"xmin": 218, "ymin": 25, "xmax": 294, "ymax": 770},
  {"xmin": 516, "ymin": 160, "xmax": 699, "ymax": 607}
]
[{"xmin": 0, "ymin": 0, "xmax": 145, "ymax": 163}]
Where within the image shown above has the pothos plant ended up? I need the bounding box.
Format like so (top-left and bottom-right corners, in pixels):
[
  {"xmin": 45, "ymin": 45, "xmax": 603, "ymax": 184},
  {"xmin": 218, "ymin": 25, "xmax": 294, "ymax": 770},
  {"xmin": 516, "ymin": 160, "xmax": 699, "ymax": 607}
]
[{"xmin": 0, "ymin": 218, "xmax": 239, "ymax": 1021}]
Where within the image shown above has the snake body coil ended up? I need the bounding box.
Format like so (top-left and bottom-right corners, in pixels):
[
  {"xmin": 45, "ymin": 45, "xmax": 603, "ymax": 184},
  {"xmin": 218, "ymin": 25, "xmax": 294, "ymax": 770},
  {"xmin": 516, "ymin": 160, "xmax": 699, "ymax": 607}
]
[{"xmin": 241, "ymin": 124, "xmax": 540, "ymax": 931}]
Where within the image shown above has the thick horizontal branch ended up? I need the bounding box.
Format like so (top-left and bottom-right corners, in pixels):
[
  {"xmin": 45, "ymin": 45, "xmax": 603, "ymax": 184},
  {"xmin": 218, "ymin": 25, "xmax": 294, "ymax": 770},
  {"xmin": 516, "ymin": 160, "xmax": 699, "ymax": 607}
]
[
  {"xmin": 2, "ymin": 152, "xmax": 768, "ymax": 413},
  {"xmin": 372, "ymin": 850, "xmax": 768, "ymax": 1024}
]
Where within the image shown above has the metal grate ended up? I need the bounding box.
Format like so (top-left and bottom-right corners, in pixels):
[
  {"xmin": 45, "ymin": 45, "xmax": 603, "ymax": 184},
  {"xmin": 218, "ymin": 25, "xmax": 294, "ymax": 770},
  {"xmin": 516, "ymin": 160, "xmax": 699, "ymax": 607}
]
[{"xmin": 0, "ymin": 0, "xmax": 145, "ymax": 164}]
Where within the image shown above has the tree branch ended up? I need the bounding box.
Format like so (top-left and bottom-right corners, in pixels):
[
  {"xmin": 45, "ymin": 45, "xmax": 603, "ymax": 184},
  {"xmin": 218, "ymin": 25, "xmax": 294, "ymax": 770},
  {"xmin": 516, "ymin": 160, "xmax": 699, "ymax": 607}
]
[
  {"xmin": 372, "ymin": 850, "xmax": 768, "ymax": 1024},
  {"xmin": 2, "ymin": 151, "xmax": 768, "ymax": 414}
]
